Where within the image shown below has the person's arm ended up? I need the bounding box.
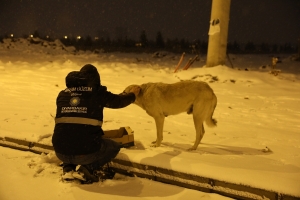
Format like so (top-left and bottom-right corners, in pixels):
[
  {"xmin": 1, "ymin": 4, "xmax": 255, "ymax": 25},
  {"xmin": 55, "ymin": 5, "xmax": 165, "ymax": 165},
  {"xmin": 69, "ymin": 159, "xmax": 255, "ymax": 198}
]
[
  {"xmin": 104, "ymin": 91, "xmax": 136, "ymax": 108},
  {"xmin": 97, "ymin": 85, "xmax": 140, "ymax": 108}
]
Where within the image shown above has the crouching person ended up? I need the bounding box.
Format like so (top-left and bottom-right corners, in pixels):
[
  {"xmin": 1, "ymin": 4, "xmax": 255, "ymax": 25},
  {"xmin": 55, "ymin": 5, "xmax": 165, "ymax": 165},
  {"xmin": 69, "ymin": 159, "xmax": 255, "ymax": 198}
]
[{"xmin": 52, "ymin": 64, "xmax": 140, "ymax": 183}]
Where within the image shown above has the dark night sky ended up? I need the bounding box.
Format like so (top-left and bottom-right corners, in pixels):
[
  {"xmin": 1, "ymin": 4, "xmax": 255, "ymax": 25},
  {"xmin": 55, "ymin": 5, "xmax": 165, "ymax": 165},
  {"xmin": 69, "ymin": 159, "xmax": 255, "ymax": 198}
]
[{"xmin": 0, "ymin": 0, "xmax": 299, "ymax": 44}]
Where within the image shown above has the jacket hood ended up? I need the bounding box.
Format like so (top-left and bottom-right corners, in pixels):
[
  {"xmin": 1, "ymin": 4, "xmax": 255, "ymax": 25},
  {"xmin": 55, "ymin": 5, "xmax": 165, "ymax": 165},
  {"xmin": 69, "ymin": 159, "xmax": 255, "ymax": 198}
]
[
  {"xmin": 80, "ymin": 64, "xmax": 101, "ymax": 87},
  {"xmin": 65, "ymin": 71, "xmax": 87, "ymax": 88}
]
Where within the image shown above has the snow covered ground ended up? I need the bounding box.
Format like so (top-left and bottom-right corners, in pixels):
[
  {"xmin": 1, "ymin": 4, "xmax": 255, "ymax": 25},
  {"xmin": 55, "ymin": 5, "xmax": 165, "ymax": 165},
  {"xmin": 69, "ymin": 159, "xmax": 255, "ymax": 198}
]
[{"xmin": 0, "ymin": 38, "xmax": 299, "ymax": 199}]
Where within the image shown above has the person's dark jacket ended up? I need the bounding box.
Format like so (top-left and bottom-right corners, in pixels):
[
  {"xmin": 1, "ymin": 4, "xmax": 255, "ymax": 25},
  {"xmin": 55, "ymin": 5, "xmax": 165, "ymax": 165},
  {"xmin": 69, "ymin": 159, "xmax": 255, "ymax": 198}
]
[{"xmin": 52, "ymin": 70, "xmax": 135, "ymax": 155}]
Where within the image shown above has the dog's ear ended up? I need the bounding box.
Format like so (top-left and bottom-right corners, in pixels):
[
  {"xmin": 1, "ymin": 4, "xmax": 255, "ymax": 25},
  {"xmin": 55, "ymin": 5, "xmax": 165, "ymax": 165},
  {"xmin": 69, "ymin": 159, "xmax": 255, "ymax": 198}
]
[
  {"xmin": 137, "ymin": 85, "xmax": 142, "ymax": 96},
  {"xmin": 123, "ymin": 85, "xmax": 132, "ymax": 93},
  {"xmin": 123, "ymin": 84, "xmax": 140, "ymax": 94}
]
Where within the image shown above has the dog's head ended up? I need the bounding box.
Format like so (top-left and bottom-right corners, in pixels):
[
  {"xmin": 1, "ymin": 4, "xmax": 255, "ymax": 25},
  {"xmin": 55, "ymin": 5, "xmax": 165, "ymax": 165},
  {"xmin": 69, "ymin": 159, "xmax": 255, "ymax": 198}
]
[{"xmin": 123, "ymin": 84, "xmax": 142, "ymax": 103}]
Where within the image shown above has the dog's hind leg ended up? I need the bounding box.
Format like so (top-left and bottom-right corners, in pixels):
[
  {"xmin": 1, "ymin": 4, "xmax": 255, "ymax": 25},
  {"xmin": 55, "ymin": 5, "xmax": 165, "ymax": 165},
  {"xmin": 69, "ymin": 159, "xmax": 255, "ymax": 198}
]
[
  {"xmin": 151, "ymin": 116, "xmax": 165, "ymax": 147},
  {"xmin": 189, "ymin": 108, "xmax": 206, "ymax": 150}
]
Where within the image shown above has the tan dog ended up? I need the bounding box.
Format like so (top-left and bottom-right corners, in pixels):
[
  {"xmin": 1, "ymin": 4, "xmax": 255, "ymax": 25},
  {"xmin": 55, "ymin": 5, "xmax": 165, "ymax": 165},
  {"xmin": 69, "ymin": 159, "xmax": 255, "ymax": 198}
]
[{"xmin": 124, "ymin": 80, "xmax": 217, "ymax": 150}]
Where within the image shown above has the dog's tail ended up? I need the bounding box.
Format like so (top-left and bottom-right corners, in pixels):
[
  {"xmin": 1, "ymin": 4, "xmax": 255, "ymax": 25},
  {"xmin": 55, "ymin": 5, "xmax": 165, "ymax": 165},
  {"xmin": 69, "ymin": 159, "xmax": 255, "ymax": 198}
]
[
  {"xmin": 206, "ymin": 117, "xmax": 217, "ymax": 127},
  {"xmin": 205, "ymin": 92, "xmax": 217, "ymax": 127}
]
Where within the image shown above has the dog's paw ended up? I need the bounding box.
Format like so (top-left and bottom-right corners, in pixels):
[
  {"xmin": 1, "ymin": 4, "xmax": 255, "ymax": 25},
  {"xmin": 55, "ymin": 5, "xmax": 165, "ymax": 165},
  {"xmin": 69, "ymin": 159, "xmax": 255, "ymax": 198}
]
[
  {"xmin": 150, "ymin": 140, "xmax": 161, "ymax": 147},
  {"xmin": 187, "ymin": 147, "xmax": 197, "ymax": 151},
  {"xmin": 150, "ymin": 144, "xmax": 158, "ymax": 148}
]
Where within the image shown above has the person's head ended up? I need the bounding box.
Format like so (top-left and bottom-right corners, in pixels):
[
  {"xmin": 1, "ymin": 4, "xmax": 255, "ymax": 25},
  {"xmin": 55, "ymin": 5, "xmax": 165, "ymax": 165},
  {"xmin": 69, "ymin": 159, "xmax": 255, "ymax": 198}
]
[
  {"xmin": 65, "ymin": 71, "xmax": 87, "ymax": 88},
  {"xmin": 80, "ymin": 64, "xmax": 101, "ymax": 88}
]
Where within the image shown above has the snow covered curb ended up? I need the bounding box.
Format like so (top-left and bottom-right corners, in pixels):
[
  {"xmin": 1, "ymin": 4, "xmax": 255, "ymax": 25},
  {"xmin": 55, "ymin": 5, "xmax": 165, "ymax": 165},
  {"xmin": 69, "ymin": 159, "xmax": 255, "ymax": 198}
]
[
  {"xmin": 0, "ymin": 136, "xmax": 54, "ymax": 154},
  {"xmin": 0, "ymin": 136, "xmax": 299, "ymax": 200},
  {"xmin": 111, "ymin": 159, "xmax": 289, "ymax": 200}
]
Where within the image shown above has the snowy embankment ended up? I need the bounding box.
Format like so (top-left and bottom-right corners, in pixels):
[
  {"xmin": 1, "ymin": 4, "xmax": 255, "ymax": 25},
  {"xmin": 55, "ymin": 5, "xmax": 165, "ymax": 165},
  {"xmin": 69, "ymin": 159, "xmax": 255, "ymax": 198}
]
[{"xmin": 0, "ymin": 38, "xmax": 299, "ymax": 200}]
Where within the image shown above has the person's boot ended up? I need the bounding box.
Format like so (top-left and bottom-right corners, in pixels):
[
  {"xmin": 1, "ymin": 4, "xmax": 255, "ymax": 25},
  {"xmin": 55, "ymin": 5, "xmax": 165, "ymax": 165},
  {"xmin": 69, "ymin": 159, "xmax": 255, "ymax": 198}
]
[
  {"xmin": 94, "ymin": 162, "xmax": 116, "ymax": 181},
  {"xmin": 72, "ymin": 165, "xmax": 99, "ymax": 184},
  {"xmin": 61, "ymin": 164, "xmax": 76, "ymax": 181}
]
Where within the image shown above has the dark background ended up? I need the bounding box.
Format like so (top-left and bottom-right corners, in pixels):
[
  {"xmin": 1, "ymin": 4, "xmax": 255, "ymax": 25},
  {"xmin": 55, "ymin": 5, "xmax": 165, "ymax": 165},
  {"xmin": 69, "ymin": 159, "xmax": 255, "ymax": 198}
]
[{"xmin": 1, "ymin": 0, "xmax": 299, "ymax": 45}]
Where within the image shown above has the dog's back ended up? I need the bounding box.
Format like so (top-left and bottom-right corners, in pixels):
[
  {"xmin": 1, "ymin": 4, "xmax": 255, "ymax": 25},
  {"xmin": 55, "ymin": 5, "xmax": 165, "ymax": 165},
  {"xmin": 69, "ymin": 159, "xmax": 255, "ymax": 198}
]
[{"xmin": 137, "ymin": 81, "xmax": 216, "ymax": 123}]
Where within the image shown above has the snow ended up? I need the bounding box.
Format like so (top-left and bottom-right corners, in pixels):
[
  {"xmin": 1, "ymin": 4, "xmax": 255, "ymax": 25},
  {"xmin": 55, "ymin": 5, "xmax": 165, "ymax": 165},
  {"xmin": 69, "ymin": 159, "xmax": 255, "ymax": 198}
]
[{"xmin": 0, "ymin": 38, "xmax": 300, "ymax": 199}]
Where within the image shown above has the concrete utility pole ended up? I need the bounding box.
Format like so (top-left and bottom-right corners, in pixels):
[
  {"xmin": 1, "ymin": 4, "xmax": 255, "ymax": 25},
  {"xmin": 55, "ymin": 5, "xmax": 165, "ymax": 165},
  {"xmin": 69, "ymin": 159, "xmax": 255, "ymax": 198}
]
[{"xmin": 206, "ymin": 0, "xmax": 231, "ymax": 67}]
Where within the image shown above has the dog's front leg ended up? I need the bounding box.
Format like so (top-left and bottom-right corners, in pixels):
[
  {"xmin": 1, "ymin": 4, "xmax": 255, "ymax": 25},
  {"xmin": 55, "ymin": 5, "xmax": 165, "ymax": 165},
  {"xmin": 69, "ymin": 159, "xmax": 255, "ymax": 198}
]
[{"xmin": 151, "ymin": 116, "xmax": 165, "ymax": 147}]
